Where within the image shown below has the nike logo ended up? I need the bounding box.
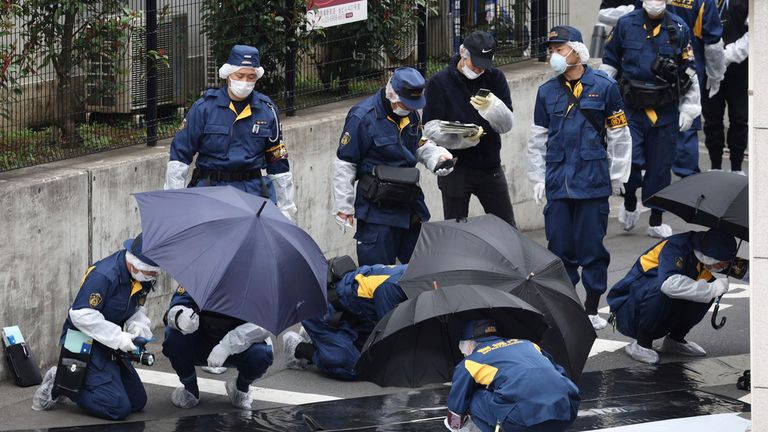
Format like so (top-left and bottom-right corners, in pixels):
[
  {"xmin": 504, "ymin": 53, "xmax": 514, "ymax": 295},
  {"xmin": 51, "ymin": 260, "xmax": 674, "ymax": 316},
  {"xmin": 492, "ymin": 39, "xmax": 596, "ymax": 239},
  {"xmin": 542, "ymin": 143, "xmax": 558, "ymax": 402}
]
[{"xmin": 481, "ymin": 48, "xmax": 492, "ymax": 53}]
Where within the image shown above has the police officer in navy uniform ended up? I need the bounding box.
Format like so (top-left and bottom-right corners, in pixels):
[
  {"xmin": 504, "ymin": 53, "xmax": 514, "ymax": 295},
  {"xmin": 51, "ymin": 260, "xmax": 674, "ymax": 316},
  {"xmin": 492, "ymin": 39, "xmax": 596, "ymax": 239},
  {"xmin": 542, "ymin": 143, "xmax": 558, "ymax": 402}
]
[
  {"xmin": 32, "ymin": 235, "xmax": 160, "ymax": 420},
  {"xmin": 332, "ymin": 67, "xmax": 454, "ymax": 266},
  {"xmin": 162, "ymin": 286, "xmax": 274, "ymax": 409},
  {"xmin": 600, "ymin": 0, "xmax": 702, "ymax": 238},
  {"xmin": 527, "ymin": 26, "xmax": 632, "ymax": 331},
  {"xmin": 702, "ymin": 0, "xmax": 748, "ymax": 175},
  {"xmin": 282, "ymin": 259, "xmax": 407, "ymax": 381},
  {"xmin": 164, "ymin": 44, "xmax": 297, "ymax": 221},
  {"xmin": 607, "ymin": 228, "xmax": 746, "ymax": 364},
  {"xmin": 444, "ymin": 320, "xmax": 580, "ymax": 432},
  {"xmin": 422, "ymin": 31, "xmax": 517, "ymax": 227}
]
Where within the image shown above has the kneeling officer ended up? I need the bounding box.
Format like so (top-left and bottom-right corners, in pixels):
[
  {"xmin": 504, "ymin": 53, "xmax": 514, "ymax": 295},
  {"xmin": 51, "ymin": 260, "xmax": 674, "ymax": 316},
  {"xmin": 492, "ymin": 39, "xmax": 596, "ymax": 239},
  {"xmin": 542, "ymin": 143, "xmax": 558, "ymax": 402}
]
[{"xmin": 32, "ymin": 235, "xmax": 160, "ymax": 420}]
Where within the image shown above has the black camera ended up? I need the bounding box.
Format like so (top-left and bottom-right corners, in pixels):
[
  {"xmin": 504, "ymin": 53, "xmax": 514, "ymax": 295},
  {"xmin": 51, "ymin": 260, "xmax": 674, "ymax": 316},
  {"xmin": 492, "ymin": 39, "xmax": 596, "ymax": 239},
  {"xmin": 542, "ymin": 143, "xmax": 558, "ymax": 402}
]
[{"xmin": 650, "ymin": 56, "xmax": 679, "ymax": 83}]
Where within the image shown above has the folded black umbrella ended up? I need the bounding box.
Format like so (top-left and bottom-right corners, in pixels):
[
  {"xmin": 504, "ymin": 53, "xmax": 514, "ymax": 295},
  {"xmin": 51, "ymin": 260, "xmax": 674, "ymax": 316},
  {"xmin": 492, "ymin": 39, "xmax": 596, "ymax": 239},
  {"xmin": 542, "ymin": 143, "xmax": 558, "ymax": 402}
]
[
  {"xmin": 644, "ymin": 170, "xmax": 748, "ymax": 241},
  {"xmin": 355, "ymin": 284, "xmax": 548, "ymax": 388},
  {"xmin": 399, "ymin": 215, "xmax": 596, "ymax": 382}
]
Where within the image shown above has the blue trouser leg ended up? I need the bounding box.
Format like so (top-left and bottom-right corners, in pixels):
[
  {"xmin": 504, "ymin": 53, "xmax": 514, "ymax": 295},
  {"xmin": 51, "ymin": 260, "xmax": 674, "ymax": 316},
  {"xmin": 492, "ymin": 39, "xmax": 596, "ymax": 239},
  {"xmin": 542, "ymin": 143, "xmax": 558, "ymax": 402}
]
[
  {"xmin": 544, "ymin": 200, "xmax": 580, "ymax": 287},
  {"xmin": 162, "ymin": 326, "xmax": 199, "ymax": 393},
  {"xmin": 640, "ymin": 120, "xmax": 677, "ymax": 205},
  {"xmin": 635, "ymin": 289, "xmax": 712, "ymax": 345},
  {"xmin": 574, "ymin": 198, "xmax": 610, "ymax": 297},
  {"xmin": 75, "ymin": 347, "xmax": 145, "ymax": 420},
  {"xmin": 227, "ymin": 342, "xmax": 273, "ymax": 387},
  {"xmin": 355, "ymin": 221, "xmax": 420, "ymax": 266},
  {"xmin": 468, "ymin": 389, "xmax": 501, "ymax": 432},
  {"xmin": 672, "ymin": 117, "xmax": 701, "ymax": 177},
  {"xmin": 302, "ymin": 315, "xmax": 360, "ymax": 381}
]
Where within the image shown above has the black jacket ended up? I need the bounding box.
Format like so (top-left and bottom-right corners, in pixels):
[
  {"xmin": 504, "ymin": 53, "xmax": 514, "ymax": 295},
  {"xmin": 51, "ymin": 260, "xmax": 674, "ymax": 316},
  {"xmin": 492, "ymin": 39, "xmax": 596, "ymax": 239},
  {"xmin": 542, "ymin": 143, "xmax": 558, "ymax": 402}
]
[{"xmin": 422, "ymin": 55, "xmax": 513, "ymax": 170}]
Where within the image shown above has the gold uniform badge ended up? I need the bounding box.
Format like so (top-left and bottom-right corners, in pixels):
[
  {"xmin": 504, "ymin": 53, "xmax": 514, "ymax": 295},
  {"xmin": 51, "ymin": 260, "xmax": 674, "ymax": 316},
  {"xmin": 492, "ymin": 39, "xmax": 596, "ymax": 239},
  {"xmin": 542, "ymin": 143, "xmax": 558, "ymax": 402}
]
[
  {"xmin": 177, "ymin": 286, "xmax": 186, "ymax": 295},
  {"xmin": 89, "ymin": 293, "xmax": 102, "ymax": 308},
  {"xmin": 675, "ymin": 257, "xmax": 684, "ymax": 269},
  {"xmin": 340, "ymin": 132, "xmax": 351, "ymax": 146}
]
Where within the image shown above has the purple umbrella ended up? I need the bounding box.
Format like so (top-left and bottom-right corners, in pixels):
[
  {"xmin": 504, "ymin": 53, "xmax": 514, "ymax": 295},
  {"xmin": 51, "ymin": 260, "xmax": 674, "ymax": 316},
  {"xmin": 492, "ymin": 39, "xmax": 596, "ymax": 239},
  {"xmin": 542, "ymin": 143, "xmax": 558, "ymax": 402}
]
[{"xmin": 133, "ymin": 186, "xmax": 327, "ymax": 335}]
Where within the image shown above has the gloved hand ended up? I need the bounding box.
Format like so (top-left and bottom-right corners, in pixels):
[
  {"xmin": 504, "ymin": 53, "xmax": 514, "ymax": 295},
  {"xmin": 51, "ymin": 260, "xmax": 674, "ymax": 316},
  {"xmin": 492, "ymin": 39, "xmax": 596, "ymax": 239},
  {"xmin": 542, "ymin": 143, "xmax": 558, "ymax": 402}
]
[
  {"xmin": 470, "ymin": 94, "xmax": 493, "ymax": 112},
  {"xmin": 463, "ymin": 126, "xmax": 484, "ymax": 143},
  {"xmin": 335, "ymin": 212, "xmax": 354, "ymax": 234},
  {"xmin": 118, "ymin": 332, "xmax": 137, "ymax": 353},
  {"xmin": 533, "ymin": 182, "xmax": 546, "ymax": 207},
  {"xmin": 724, "ymin": 43, "xmax": 737, "ymax": 67},
  {"xmin": 435, "ymin": 155, "xmax": 455, "ymax": 176},
  {"xmin": 678, "ymin": 112, "xmax": 694, "ymax": 132},
  {"xmin": 169, "ymin": 305, "xmax": 200, "ymax": 335},
  {"xmin": 207, "ymin": 343, "xmax": 230, "ymax": 368},
  {"xmin": 612, "ymin": 180, "xmax": 625, "ymax": 196},
  {"xmin": 706, "ymin": 78, "xmax": 722, "ymax": 98},
  {"xmin": 444, "ymin": 410, "xmax": 470, "ymax": 431},
  {"xmin": 126, "ymin": 321, "xmax": 152, "ymax": 339},
  {"xmin": 711, "ymin": 278, "xmax": 730, "ymax": 298}
]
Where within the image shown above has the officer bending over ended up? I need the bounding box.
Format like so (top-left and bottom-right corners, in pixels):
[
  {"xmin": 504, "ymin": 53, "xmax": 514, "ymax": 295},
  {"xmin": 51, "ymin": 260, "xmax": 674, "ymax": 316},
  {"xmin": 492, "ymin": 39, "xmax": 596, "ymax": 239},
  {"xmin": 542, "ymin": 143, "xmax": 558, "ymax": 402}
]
[
  {"xmin": 444, "ymin": 320, "xmax": 580, "ymax": 432},
  {"xmin": 162, "ymin": 286, "xmax": 273, "ymax": 409},
  {"xmin": 165, "ymin": 44, "xmax": 297, "ymax": 221},
  {"xmin": 33, "ymin": 236, "xmax": 159, "ymax": 420},
  {"xmin": 283, "ymin": 257, "xmax": 407, "ymax": 380},
  {"xmin": 607, "ymin": 228, "xmax": 748, "ymax": 364}
]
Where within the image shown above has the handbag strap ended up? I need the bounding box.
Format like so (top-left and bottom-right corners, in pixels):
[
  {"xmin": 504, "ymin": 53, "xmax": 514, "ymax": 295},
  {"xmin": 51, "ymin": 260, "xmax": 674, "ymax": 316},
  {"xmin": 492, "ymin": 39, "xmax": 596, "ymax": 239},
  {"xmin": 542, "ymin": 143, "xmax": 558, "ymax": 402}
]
[{"xmin": 558, "ymin": 76, "xmax": 608, "ymax": 149}]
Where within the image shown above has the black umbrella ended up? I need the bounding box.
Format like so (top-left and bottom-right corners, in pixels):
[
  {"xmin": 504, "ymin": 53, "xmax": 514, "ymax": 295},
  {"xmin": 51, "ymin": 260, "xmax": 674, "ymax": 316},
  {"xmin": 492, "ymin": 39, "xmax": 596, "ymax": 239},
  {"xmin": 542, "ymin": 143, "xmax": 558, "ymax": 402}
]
[
  {"xmin": 355, "ymin": 284, "xmax": 548, "ymax": 388},
  {"xmin": 644, "ymin": 170, "xmax": 748, "ymax": 241},
  {"xmin": 645, "ymin": 171, "xmax": 749, "ymax": 329},
  {"xmin": 399, "ymin": 215, "xmax": 595, "ymax": 382}
]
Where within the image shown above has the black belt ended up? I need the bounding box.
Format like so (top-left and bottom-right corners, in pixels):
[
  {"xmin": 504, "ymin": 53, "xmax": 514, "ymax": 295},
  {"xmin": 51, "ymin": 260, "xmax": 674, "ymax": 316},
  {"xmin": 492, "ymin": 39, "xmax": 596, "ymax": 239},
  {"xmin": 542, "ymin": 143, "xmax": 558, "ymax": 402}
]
[{"xmin": 196, "ymin": 169, "xmax": 263, "ymax": 182}]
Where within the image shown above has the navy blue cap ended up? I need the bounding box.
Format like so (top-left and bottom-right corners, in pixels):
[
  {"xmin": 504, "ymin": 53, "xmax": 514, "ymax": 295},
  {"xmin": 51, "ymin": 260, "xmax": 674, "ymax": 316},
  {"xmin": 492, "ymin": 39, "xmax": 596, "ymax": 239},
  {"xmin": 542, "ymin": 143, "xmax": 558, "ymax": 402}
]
[
  {"xmin": 463, "ymin": 31, "xmax": 497, "ymax": 69},
  {"xmin": 226, "ymin": 45, "xmax": 261, "ymax": 69},
  {"xmin": 390, "ymin": 67, "xmax": 426, "ymax": 110},
  {"xmin": 123, "ymin": 234, "xmax": 159, "ymax": 267},
  {"xmin": 699, "ymin": 229, "xmax": 738, "ymax": 261},
  {"xmin": 542, "ymin": 25, "xmax": 583, "ymax": 49},
  {"xmin": 461, "ymin": 319, "xmax": 497, "ymax": 340}
]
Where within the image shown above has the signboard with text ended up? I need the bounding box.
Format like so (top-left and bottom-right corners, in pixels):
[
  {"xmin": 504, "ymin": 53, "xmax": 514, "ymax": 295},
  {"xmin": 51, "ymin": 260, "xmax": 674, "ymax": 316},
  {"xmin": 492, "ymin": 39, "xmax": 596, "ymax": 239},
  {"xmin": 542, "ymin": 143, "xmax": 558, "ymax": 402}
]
[{"xmin": 307, "ymin": 0, "xmax": 367, "ymax": 29}]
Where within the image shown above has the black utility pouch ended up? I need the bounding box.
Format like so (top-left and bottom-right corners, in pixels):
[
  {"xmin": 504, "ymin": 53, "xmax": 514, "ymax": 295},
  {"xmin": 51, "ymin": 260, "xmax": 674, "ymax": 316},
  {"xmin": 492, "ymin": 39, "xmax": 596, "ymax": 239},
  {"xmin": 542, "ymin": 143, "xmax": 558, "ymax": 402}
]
[
  {"xmin": 5, "ymin": 342, "xmax": 42, "ymax": 387},
  {"xmin": 53, "ymin": 346, "xmax": 90, "ymax": 399},
  {"xmin": 361, "ymin": 165, "xmax": 420, "ymax": 207}
]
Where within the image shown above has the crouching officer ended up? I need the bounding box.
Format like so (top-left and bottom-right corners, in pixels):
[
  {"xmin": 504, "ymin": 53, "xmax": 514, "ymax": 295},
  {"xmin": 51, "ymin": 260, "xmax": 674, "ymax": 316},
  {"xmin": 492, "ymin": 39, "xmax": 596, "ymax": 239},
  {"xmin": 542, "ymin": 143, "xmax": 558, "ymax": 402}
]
[
  {"xmin": 32, "ymin": 235, "xmax": 160, "ymax": 420},
  {"xmin": 161, "ymin": 286, "xmax": 273, "ymax": 409},
  {"xmin": 445, "ymin": 320, "xmax": 580, "ymax": 432},
  {"xmin": 607, "ymin": 228, "xmax": 748, "ymax": 364},
  {"xmin": 332, "ymin": 67, "xmax": 454, "ymax": 265},
  {"xmin": 164, "ymin": 44, "xmax": 297, "ymax": 221},
  {"xmin": 283, "ymin": 256, "xmax": 407, "ymax": 380},
  {"xmin": 527, "ymin": 25, "xmax": 632, "ymax": 330},
  {"xmin": 600, "ymin": 0, "xmax": 701, "ymax": 238}
]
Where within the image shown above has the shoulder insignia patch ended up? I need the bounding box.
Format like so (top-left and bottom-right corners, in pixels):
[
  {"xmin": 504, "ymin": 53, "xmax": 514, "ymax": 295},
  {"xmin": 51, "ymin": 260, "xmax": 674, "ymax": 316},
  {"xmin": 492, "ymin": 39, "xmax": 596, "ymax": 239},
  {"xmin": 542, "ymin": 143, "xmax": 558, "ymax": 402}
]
[
  {"xmin": 340, "ymin": 131, "xmax": 351, "ymax": 146},
  {"xmin": 177, "ymin": 286, "xmax": 186, "ymax": 295},
  {"xmin": 178, "ymin": 118, "xmax": 187, "ymax": 131},
  {"xmin": 89, "ymin": 293, "xmax": 102, "ymax": 308},
  {"xmin": 675, "ymin": 257, "xmax": 684, "ymax": 269}
]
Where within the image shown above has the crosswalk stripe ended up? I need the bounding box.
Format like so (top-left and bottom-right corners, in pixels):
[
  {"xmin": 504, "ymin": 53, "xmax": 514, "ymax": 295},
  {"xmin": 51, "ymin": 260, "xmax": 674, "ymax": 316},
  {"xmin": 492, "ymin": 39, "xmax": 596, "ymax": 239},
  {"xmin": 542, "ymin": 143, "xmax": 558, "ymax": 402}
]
[
  {"xmin": 589, "ymin": 338, "xmax": 629, "ymax": 357},
  {"xmin": 135, "ymin": 368, "xmax": 340, "ymax": 405}
]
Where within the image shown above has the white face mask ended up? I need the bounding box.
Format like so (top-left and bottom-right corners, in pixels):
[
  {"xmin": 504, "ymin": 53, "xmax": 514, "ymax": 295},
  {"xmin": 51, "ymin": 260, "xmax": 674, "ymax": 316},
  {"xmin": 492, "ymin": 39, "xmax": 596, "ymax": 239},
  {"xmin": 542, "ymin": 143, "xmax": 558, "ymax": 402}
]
[
  {"xmin": 549, "ymin": 48, "xmax": 574, "ymax": 75},
  {"xmin": 461, "ymin": 64, "xmax": 483, "ymax": 80},
  {"xmin": 643, "ymin": 0, "xmax": 666, "ymax": 17},
  {"xmin": 229, "ymin": 79, "xmax": 255, "ymax": 98},
  {"xmin": 458, "ymin": 340, "xmax": 477, "ymax": 357},
  {"xmin": 393, "ymin": 106, "xmax": 411, "ymax": 116},
  {"xmin": 131, "ymin": 270, "xmax": 156, "ymax": 282}
]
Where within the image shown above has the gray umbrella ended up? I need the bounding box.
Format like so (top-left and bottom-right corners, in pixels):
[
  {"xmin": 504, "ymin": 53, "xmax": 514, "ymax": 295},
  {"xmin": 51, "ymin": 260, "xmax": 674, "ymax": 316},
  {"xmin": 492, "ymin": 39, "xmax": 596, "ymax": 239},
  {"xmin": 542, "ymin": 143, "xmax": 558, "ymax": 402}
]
[
  {"xmin": 399, "ymin": 215, "xmax": 595, "ymax": 382},
  {"xmin": 133, "ymin": 186, "xmax": 327, "ymax": 335}
]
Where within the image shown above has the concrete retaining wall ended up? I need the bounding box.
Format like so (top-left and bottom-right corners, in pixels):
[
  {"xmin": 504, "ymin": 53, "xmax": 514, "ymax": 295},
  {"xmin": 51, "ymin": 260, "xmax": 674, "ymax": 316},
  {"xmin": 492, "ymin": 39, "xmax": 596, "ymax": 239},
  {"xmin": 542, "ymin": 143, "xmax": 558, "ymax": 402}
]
[{"xmin": 0, "ymin": 59, "xmax": 557, "ymax": 380}]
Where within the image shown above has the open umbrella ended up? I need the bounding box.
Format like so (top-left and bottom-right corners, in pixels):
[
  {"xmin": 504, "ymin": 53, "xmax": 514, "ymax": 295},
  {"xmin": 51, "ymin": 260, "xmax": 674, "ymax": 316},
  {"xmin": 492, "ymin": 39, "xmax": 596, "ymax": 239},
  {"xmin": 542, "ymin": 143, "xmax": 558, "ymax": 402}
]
[
  {"xmin": 645, "ymin": 171, "xmax": 749, "ymax": 329},
  {"xmin": 399, "ymin": 215, "xmax": 595, "ymax": 382},
  {"xmin": 355, "ymin": 284, "xmax": 548, "ymax": 387},
  {"xmin": 644, "ymin": 170, "xmax": 748, "ymax": 241},
  {"xmin": 133, "ymin": 186, "xmax": 327, "ymax": 335}
]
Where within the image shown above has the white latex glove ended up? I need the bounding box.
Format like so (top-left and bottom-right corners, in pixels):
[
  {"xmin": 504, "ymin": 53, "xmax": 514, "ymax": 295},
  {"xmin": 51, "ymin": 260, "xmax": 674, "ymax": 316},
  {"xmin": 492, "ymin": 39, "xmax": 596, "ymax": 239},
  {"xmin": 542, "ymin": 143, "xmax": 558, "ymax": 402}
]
[
  {"xmin": 533, "ymin": 182, "xmax": 546, "ymax": 207},
  {"xmin": 707, "ymin": 78, "xmax": 722, "ymax": 98},
  {"xmin": 470, "ymin": 94, "xmax": 492, "ymax": 112},
  {"xmin": 612, "ymin": 180, "xmax": 625, "ymax": 196},
  {"xmin": 434, "ymin": 155, "xmax": 455, "ymax": 176},
  {"xmin": 335, "ymin": 212, "xmax": 354, "ymax": 234},
  {"xmin": 169, "ymin": 305, "xmax": 200, "ymax": 335},
  {"xmin": 678, "ymin": 112, "xmax": 694, "ymax": 132},
  {"xmin": 126, "ymin": 321, "xmax": 152, "ymax": 339},
  {"xmin": 712, "ymin": 278, "xmax": 730, "ymax": 298},
  {"xmin": 207, "ymin": 343, "xmax": 230, "ymax": 368},
  {"xmin": 118, "ymin": 332, "xmax": 137, "ymax": 353}
]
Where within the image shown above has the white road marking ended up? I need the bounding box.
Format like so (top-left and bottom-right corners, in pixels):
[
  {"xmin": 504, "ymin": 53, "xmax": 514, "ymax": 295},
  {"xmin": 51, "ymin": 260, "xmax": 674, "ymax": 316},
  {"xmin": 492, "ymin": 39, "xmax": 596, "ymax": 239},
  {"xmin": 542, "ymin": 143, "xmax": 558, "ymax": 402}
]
[
  {"xmin": 586, "ymin": 412, "xmax": 749, "ymax": 431},
  {"xmin": 738, "ymin": 393, "xmax": 751, "ymax": 404},
  {"xmin": 136, "ymin": 368, "xmax": 340, "ymax": 405},
  {"xmin": 589, "ymin": 339, "xmax": 629, "ymax": 357}
]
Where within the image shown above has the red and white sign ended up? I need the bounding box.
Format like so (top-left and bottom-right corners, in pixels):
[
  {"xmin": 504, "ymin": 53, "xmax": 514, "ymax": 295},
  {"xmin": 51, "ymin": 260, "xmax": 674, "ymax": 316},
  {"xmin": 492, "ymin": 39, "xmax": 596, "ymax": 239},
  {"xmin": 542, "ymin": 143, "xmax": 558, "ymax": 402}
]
[{"xmin": 307, "ymin": 0, "xmax": 367, "ymax": 29}]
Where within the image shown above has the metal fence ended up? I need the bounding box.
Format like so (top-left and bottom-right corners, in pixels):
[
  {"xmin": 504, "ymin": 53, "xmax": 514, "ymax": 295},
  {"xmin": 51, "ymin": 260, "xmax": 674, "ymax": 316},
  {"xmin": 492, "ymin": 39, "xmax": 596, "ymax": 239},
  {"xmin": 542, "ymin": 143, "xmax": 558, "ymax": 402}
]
[{"xmin": 0, "ymin": 0, "xmax": 567, "ymax": 172}]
